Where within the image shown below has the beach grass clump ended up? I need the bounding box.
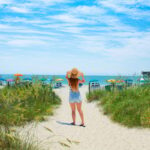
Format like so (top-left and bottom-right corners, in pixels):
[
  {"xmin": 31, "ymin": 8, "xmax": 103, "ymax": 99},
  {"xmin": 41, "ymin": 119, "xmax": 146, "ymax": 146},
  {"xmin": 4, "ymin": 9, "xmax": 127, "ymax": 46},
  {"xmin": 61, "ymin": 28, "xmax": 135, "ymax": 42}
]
[
  {"xmin": 0, "ymin": 83, "xmax": 61, "ymax": 126},
  {"xmin": 86, "ymin": 89, "xmax": 108, "ymax": 102},
  {"xmin": 0, "ymin": 126, "xmax": 39, "ymax": 150},
  {"xmin": 87, "ymin": 85, "xmax": 150, "ymax": 128}
]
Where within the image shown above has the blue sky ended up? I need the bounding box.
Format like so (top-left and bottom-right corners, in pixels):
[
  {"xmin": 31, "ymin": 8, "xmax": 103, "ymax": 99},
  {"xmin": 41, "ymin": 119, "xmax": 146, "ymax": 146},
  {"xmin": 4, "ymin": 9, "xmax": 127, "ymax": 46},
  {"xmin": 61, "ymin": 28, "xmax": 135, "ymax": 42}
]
[{"xmin": 0, "ymin": 0, "xmax": 150, "ymax": 75}]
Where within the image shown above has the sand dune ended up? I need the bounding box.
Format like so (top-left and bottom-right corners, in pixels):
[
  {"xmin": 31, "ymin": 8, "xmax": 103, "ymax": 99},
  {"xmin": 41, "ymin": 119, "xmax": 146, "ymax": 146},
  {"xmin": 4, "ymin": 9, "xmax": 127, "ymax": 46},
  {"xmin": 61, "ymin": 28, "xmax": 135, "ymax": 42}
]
[{"xmin": 18, "ymin": 85, "xmax": 150, "ymax": 150}]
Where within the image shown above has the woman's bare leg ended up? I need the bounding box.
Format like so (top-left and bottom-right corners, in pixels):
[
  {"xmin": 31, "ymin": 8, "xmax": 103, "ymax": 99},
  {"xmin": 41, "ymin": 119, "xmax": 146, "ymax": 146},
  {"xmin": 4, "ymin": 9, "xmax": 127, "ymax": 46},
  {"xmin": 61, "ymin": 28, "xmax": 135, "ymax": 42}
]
[
  {"xmin": 76, "ymin": 102, "xmax": 84, "ymax": 125},
  {"xmin": 69, "ymin": 103, "xmax": 76, "ymax": 124}
]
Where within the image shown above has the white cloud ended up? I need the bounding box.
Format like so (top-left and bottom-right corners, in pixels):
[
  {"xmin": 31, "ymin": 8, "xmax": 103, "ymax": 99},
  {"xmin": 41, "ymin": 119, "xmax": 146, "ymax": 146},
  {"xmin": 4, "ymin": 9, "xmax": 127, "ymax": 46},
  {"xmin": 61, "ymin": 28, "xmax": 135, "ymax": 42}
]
[
  {"xmin": 7, "ymin": 39, "xmax": 47, "ymax": 47},
  {"xmin": 76, "ymin": 31, "xmax": 150, "ymax": 62},
  {"xmin": 22, "ymin": 0, "xmax": 70, "ymax": 8},
  {"xmin": 50, "ymin": 14, "xmax": 88, "ymax": 24},
  {"xmin": 0, "ymin": 24, "xmax": 12, "ymax": 29},
  {"xmin": 112, "ymin": 35, "xmax": 150, "ymax": 58},
  {"xmin": 141, "ymin": 0, "xmax": 150, "ymax": 6},
  {"xmin": 1, "ymin": 17, "xmax": 49, "ymax": 24},
  {"xmin": 10, "ymin": 7, "xmax": 30, "ymax": 13},
  {"xmin": 0, "ymin": 0, "xmax": 12, "ymax": 5},
  {"xmin": 0, "ymin": 24, "xmax": 62, "ymax": 37},
  {"xmin": 0, "ymin": 0, "xmax": 150, "ymax": 74},
  {"xmin": 40, "ymin": 0, "xmax": 69, "ymax": 5},
  {"xmin": 47, "ymin": 5, "xmax": 136, "ymax": 31},
  {"xmin": 71, "ymin": 5, "xmax": 105, "ymax": 15},
  {"xmin": 97, "ymin": 0, "xmax": 150, "ymax": 19},
  {"xmin": 60, "ymin": 26, "xmax": 82, "ymax": 33}
]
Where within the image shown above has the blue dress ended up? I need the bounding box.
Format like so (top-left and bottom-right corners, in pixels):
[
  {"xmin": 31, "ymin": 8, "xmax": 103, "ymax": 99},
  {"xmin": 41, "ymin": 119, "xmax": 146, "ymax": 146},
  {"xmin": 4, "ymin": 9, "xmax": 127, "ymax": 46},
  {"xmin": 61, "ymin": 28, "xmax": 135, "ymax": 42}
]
[{"xmin": 69, "ymin": 88, "xmax": 82, "ymax": 103}]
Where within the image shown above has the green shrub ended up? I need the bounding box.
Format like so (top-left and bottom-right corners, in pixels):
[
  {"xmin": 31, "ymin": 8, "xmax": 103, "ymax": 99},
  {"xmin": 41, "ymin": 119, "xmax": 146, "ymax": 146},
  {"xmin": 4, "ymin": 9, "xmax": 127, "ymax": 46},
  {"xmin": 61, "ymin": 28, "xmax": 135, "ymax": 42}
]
[
  {"xmin": 86, "ymin": 89, "xmax": 107, "ymax": 102},
  {"xmin": 141, "ymin": 108, "xmax": 150, "ymax": 128},
  {"xmin": 87, "ymin": 86, "xmax": 150, "ymax": 128},
  {"xmin": 0, "ymin": 83, "xmax": 61, "ymax": 126}
]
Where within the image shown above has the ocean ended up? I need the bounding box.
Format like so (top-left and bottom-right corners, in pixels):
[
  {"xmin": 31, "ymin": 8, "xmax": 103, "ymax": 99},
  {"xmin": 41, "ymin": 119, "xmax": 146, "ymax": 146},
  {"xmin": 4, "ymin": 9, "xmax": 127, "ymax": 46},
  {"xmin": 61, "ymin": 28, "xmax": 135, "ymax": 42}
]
[{"xmin": 0, "ymin": 74, "xmax": 140, "ymax": 85}]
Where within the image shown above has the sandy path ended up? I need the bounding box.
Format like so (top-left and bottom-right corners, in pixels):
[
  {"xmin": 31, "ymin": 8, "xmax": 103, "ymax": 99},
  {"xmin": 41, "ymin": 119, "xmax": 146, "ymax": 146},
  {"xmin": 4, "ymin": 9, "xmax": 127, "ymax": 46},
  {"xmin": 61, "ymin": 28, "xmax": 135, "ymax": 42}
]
[{"xmin": 19, "ymin": 85, "xmax": 150, "ymax": 150}]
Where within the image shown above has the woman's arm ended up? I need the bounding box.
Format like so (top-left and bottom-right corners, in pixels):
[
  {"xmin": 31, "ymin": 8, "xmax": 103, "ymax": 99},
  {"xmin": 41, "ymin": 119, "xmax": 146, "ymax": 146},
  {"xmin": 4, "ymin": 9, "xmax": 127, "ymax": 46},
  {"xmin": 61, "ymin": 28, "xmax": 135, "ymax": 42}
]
[
  {"xmin": 66, "ymin": 71, "xmax": 71, "ymax": 85},
  {"xmin": 79, "ymin": 72, "xmax": 85, "ymax": 83}
]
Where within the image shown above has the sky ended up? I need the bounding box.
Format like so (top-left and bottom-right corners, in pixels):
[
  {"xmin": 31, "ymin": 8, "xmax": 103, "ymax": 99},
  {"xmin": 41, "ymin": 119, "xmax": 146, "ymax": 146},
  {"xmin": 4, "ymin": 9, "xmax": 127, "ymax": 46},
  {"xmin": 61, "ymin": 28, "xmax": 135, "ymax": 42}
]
[{"xmin": 0, "ymin": 0, "xmax": 150, "ymax": 75}]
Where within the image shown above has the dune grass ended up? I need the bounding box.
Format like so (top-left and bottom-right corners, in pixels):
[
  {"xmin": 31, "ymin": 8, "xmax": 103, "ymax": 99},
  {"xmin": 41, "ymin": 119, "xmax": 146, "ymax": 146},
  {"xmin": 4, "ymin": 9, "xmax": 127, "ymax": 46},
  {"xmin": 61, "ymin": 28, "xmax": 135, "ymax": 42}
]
[
  {"xmin": 0, "ymin": 83, "xmax": 61, "ymax": 126},
  {"xmin": 87, "ymin": 85, "xmax": 150, "ymax": 128},
  {"xmin": 0, "ymin": 83, "xmax": 61, "ymax": 149},
  {"xmin": 0, "ymin": 126, "xmax": 39, "ymax": 150}
]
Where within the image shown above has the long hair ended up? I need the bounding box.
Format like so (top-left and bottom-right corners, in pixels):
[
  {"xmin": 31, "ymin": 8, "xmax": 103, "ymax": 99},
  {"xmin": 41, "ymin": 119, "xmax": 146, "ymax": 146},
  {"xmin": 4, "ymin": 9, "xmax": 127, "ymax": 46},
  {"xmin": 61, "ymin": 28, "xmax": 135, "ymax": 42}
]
[{"xmin": 69, "ymin": 78, "xmax": 79, "ymax": 92}]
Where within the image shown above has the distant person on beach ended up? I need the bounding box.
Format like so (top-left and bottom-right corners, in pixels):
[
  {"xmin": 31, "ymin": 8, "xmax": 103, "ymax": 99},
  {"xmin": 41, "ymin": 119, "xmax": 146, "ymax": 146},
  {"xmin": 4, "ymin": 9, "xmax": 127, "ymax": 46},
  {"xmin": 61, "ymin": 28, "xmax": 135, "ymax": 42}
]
[{"xmin": 66, "ymin": 68, "xmax": 85, "ymax": 127}]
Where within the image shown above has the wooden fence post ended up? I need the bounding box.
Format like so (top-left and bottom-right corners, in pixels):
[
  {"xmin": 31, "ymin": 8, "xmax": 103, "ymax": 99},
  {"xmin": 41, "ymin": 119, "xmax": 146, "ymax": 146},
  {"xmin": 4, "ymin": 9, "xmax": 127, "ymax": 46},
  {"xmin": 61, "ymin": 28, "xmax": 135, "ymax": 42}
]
[{"xmin": 89, "ymin": 82, "xmax": 90, "ymax": 96}]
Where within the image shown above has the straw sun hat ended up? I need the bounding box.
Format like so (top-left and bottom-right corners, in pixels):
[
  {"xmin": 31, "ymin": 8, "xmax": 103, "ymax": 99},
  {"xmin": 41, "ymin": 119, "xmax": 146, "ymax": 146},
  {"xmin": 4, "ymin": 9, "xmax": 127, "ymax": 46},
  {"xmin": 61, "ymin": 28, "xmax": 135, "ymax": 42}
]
[{"xmin": 70, "ymin": 68, "xmax": 80, "ymax": 78}]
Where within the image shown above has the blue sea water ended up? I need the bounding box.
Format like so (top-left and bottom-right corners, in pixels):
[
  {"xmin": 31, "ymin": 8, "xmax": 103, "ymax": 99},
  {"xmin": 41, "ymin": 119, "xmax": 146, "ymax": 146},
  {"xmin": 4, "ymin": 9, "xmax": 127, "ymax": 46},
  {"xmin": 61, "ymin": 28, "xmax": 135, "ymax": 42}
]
[{"xmin": 0, "ymin": 74, "xmax": 140, "ymax": 85}]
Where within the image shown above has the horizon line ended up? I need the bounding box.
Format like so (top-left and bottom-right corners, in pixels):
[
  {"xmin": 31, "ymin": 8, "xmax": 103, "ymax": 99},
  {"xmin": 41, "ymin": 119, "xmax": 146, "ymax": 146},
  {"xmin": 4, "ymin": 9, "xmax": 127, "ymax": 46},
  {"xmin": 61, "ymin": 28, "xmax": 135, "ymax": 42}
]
[{"xmin": 0, "ymin": 73, "xmax": 142, "ymax": 76}]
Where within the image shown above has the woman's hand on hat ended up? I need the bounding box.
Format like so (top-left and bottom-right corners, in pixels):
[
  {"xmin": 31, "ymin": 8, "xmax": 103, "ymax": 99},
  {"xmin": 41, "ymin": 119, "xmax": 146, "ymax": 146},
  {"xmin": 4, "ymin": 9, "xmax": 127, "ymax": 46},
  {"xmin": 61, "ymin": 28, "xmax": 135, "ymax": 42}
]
[
  {"xmin": 67, "ymin": 71, "xmax": 71, "ymax": 75},
  {"xmin": 79, "ymin": 72, "xmax": 84, "ymax": 76}
]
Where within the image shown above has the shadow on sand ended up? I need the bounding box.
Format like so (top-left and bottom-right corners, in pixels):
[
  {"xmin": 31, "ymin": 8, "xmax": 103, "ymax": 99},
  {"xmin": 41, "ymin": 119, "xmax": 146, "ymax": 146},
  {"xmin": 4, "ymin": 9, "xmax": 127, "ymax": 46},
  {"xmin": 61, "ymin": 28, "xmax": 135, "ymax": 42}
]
[
  {"xmin": 56, "ymin": 121, "xmax": 75, "ymax": 126},
  {"xmin": 56, "ymin": 121, "xmax": 86, "ymax": 127}
]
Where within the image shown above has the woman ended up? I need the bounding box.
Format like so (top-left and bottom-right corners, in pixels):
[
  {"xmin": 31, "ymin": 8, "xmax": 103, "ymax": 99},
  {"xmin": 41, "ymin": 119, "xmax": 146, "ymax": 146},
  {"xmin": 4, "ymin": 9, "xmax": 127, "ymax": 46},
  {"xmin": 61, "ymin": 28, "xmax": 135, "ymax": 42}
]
[{"xmin": 66, "ymin": 68, "xmax": 85, "ymax": 127}]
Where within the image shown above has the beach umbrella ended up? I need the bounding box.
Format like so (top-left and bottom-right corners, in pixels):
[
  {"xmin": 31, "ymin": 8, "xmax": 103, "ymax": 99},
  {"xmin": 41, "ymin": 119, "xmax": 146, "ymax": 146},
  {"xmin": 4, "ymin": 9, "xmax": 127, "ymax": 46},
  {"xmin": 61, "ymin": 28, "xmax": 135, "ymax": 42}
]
[
  {"xmin": 0, "ymin": 78, "xmax": 5, "ymax": 81},
  {"xmin": 139, "ymin": 77, "xmax": 145, "ymax": 83},
  {"xmin": 107, "ymin": 79, "xmax": 116, "ymax": 83},
  {"xmin": 55, "ymin": 78, "xmax": 64, "ymax": 82},
  {"xmin": 116, "ymin": 80, "xmax": 125, "ymax": 83},
  {"xmin": 140, "ymin": 78, "xmax": 144, "ymax": 81},
  {"xmin": 6, "ymin": 79, "xmax": 14, "ymax": 86},
  {"xmin": 14, "ymin": 73, "xmax": 23, "ymax": 76},
  {"xmin": 107, "ymin": 79, "xmax": 117, "ymax": 90},
  {"xmin": 7, "ymin": 79, "xmax": 14, "ymax": 82}
]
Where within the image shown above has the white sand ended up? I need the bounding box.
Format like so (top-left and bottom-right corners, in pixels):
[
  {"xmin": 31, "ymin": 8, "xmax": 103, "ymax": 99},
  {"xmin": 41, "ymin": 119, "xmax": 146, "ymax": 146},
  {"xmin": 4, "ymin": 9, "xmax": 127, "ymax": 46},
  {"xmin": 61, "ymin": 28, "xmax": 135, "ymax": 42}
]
[{"xmin": 19, "ymin": 85, "xmax": 150, "ymax": 150}]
